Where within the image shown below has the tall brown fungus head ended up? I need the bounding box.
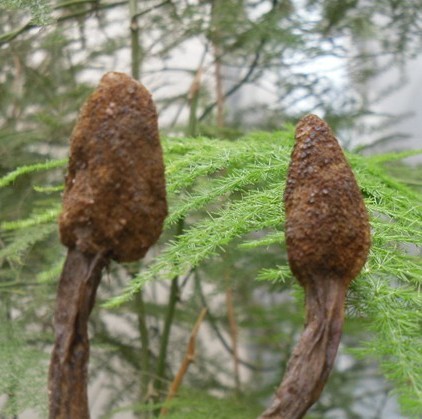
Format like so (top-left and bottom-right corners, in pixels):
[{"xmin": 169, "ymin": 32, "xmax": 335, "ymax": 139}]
[
  {"xmin": 59, "ymin": 72, "xmax": 167, "ymax": 262},
  {"xmin": 284, "ymin": 114, "xmax": 370, "ymax": 286}
]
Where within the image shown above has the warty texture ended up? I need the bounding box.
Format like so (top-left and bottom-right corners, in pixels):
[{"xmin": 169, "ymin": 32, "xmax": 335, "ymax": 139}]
[
  {"xmin": 284, "ymin": 114, "xmax": 370, "ymax": 287},
  {"xmin": 59, "ymin": 72, "xmax": 167, "ymax": 262}
]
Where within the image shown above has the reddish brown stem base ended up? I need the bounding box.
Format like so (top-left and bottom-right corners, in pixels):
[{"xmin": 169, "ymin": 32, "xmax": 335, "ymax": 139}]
[
  {"xmin": 259, "ymin": 278, "xmax": 346, "ymax": 419},
  {"xmin": 48, "ymin": 249, "xmax": 107, "ymax": 419}
]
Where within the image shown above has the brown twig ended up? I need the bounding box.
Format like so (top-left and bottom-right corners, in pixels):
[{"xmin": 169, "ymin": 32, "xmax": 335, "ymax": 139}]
[
  {"xmin": 195, "ymin": 273, "xmax": 267, "ymax": 372},
  {"xmin": 198, "ymin": 39, "xmax": 265, "ymax": 122},
  {"xmin": 160, "ymin": 308, "xmax": 208, "ymax": 416},
  {"xmin": 186, "ymin": 67, "xmax": 203, "ymax": 137}
]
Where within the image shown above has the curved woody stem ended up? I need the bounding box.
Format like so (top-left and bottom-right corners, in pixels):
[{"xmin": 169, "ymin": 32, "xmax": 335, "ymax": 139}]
[{"xmin": 260, "ymin": 278, "xmax": 346, "ymax": 419}]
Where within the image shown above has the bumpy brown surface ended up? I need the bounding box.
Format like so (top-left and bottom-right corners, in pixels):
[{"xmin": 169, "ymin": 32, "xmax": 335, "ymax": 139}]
[
  {"xmin": 260, "ymin": 114, "xmax": 370, "ymax": 419},
  {"xmin": 284, "ymin": 114, "xmax": 370, "ymax": 286},
  {"xmin": 59, "ymin": 72, "xmax": 167, "ymax": 262}
]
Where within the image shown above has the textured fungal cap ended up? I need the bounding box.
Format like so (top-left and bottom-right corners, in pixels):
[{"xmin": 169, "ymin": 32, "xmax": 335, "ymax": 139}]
[
  {"xmin": 59, "ymin": 72, "xmax": 167, "ymax": 262},
  {"xmin": 284, "ymin": 114, "xmax": 370, "ymax": 285}
]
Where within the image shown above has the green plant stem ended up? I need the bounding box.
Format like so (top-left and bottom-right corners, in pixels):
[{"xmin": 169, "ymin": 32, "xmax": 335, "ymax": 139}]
[
  {"xmin": 138, "ymin": 297, "xmax": 149, "ymax": 378},
  {"xmin": 0, "ymin": 22, "xmax": 32, "ymax": 44},
  {"xmin": 225, "ymin": 285, "xmax": 240, "ymax": 393},
  {"xmin": 155, "ymin": 219, "xmax": 184, "ymax": 399},
  {"xmin": 194, "ymin": 271, "xmax": 265, "ymax": 372},
  {"xmin": 136, "ymin": 290, "xmax": 150, "ymax": 392},
  {"xmin": 187, "ymin": 73, "xmax": 200, "ymax": 137},
  {"xmin": 129, "ymin": 0, "xmax": 141, "ymax": 80},
  {"xmin": 127, "ymin": 2, "xmax": 147, "ymax": 416},
  {"xmin": 0, "ymin": 1, "xmax": 127, "ymax": 45},
  {"xmin": 210, "ymin": 0, "xmax": 224, "ymax": 128},
  {"xmin": 3, "ymin": 295, "xmax": 18, "ymax": 417},
  {"xmin": 390, "ymin": 178, "xmax": 422, "ymax": 187},
  {"xmin": 155, "ymin": 276, "xmax": 179, "ymax": 394},
  {"xmin": 56, "ymin": 0, "xmax": 98, "ymax": 8}
]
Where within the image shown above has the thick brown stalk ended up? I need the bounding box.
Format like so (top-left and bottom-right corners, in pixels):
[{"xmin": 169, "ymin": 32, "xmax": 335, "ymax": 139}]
[
  {"xmin": 49, "ymin": 249, "xmax": 107, "ymax": 419},
  {"xmin": 260, "ymin": 114, "xmax": 370, "ymax": 418},
  {"xmin": 260, "ymin": 278, "xmax": 345, "ymax": 419}
]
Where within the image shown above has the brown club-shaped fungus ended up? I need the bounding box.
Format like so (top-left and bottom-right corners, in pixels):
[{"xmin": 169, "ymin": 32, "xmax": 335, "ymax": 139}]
[
  {"xmin": 49, "ymin": 72, "xmax": 167, "ymax": 419},
  {"xmin": 260, "ymin": 114, "xmax": 370, "ymax": 419}
]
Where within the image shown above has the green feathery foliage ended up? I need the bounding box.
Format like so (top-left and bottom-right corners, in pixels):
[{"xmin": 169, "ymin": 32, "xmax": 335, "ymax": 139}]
[
  {"xmin": 0, "ymin": 127, "xmax": 421, "ymax": 416},
  {"xmin": 0, "ymin": 319, "xmax": 48, "ymax": 417},
  {"xmin": 102, "ymin": 388, "xmax": 261, "ymax": 419},
  {"xmin": 1, "ymin": 0, "xmax": 54, "ymax": 25},
  {"xmin": 0, "ymin": 159, "xmax": 66, "ymax": 189}
]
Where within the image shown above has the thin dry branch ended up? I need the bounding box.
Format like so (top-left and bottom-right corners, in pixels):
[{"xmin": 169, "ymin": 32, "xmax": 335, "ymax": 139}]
[
  {"xmin": 160, "ymin": 308, "xmax": 208, "ymax": 416},
  {"xmin": 198, "ymin": 39, "xmax": 265, "ymax": 122}
]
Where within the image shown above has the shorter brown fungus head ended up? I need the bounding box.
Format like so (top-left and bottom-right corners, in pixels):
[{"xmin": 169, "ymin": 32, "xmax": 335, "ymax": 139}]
[
  {"xmin": 260, "ymin": 115, "xmax": 371, "ymax": 419},
  {"xmin": 59, "ymin": 72, "xmax": 167, "ymax": 262},
  {"xmin": 284, "ymin": 114, "xmax": 370, "ymax": 286}
]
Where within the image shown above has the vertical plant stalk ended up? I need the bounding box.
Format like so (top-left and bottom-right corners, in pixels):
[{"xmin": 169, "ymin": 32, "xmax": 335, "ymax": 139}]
[
  {"xmin": 155, "ymin": 275, "xmax": 179, "ymax": 395},
  {"xmin": 129, "ymin": 0, "xmax": 141, "ymax": 80},
  {"xmin": 3, "ymin": 287, "xmax": 19, "ymax": 418},
  {"xmin": 49, "ymin": 72, "xmax": 167, "ymax": 419},
  {"xmin": 210, "ymin": 0, "xmax": 224, "ymax": 128},
  {"xmin": 155, "ymin": 219, "xmax": 184, "ymax": 397},
  {"xmin": 127, "ymin": 2, "xmax": 152, "ymax": 413},
  {"xmin": 169, "ymin": 45, "xmax": 207, "ymax": 131},
  {"xmin": 213, "ymin": 43, "xmax": 224, "ymax": 128},
  {"xmin": 160, "ymin": 308, "xmax": 208, "ymax": 416},
  {"xmin": 225, "ymin": 285, "xmax": 241, "ymax": 392},
  {"xmin": 49, "ymin": 250, "xmax": 107, "ymax": 419},
  {"xmin": 187, "ymin": 69, "xmax": 202, "ymax": 137},
  {"xmin": 260, "ymin": 114, "xmax": 370, "ymax": 419},
  {"xmin": 135, "ymin": 290, "xmax": 151, "ymax": 409}
]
